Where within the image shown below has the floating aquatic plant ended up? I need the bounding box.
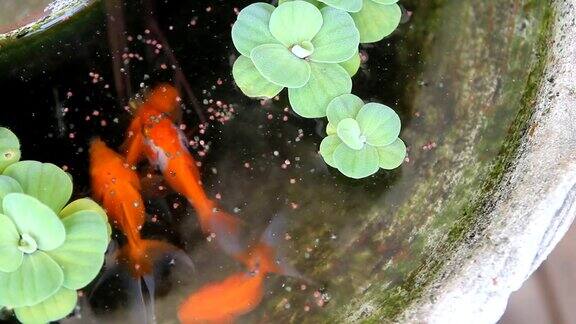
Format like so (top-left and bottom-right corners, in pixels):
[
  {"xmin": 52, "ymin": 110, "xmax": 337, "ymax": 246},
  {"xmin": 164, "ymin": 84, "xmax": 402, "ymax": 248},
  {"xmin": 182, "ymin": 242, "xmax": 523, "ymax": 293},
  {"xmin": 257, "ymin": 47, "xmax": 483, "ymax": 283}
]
[
  {"xmin": 0, "ymin": 128, "xmax": 110, "ymax": 324},
  {"xmin": 320, "ymin": 94, "xmax": 406, "ymax": 178},
  {"xmin": 232, "ymin": 1, "xmax": 359, "ymax": 117},
  {"xmin": 231, "ymin": 1, "xmax": 405, "ymax": 178}
]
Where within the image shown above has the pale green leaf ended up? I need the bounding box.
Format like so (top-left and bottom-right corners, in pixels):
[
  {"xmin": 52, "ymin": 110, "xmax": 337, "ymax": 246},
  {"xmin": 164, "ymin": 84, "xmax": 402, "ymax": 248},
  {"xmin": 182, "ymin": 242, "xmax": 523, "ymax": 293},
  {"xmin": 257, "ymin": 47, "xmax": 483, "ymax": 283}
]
[
  {"xmin": 0, "ymin": 175, "xmax": 23, "ymax": 213},
  {"xmin": 251, "ymin": 44, "xmax": 311, "ymax": 88},
  {"xmin": 3, "ymin": 193, "xmax": 66, "ymax": 252},
  {"xmin": 269, "ymin": 1, "xmax": 323, "ymax": 47},
  {"xmin": 352, "ymin": 1, "xmax": 402, "ymax": 43},
  {"xmin": 60, "ymin": 198, "xmax": 111, "ymax": 239},
  {"xmin": 0, "ymin": 251, "xmax": 64, "ymax": 308},
  {"xmin": 326, "ymin": 94, "xmax": 364, "ymax": 125},
  {"xmin": 377, "ymin": 138, "xmax": 406, "ymax": 170},
  {"xmin": 356, "ymin": 103, "xmax": 401, "ymax": 146},
  {"xmin": 0, "ymin": 213, "xmax": 23, "ymax": 273},
  {"xmin": 372, "ymin": 0, "xmax": 399, "ymax": 4},
  {"xmin": 279, "ymin": 0, "xmax": 323, "ymax": 6},
  {"xmin": 3, "ymin": 161, "xmax": 73, "ymax": 213},
  {"xmin": 233, "ymin": 55, "xmax": 284, "ymax": 98},
  {"xmin": 288, "ymin": 62, "xmax": 352, "ymax": 118},
  {"xmin": 14, "ymin": 287, "xmax": 77, "ymax": 324},
  {"xmin": 326, "ymin": 123, "xmax": 337, "ymax": 136},
  {"xmin": 340, "ymin": 52, "xmax": 361, "ymax": 76},
  {"xmin": 319, "ymin": 135, "xmax": 342, "ymax": 168},
  {"xmin": 48, "ymin": 211, "xmax": 108, "ymax": 290},
  {"xmin": 333, "ymin": 143, "xmax": 379, "ymax": 179},
  {"xmin": 0, "ymin": 128, "xmax": 21, "ymax": 173},
  {"xmin": 337, "ymin": 118, "xmax": 365, "ymax": 150},
  {"xmin": 310, "ymin": 7, "xmax": 359, "ymax": 63},
  {"xmin": 231, "ymin": 3, "xmax": 279, "ymax": 57},
  {"xmin": 319, "ymin": 0, "xmax": 363, "ymax": 12}
]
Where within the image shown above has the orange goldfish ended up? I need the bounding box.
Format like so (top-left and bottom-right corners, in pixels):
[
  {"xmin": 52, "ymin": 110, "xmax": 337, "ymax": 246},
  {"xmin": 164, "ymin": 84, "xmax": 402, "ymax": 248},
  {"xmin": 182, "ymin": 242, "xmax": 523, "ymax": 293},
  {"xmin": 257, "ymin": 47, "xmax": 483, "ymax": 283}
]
[
  {"xmin": 123, "ymin": 84, "xmax": 241, "ymax": 243},
  {"xmin": 178, "ymin": 217, "xmax": 302, "ymax": 324},
  {"xmin": 90, "ymin": 138, "xmax": 192, "ymax": 323}
]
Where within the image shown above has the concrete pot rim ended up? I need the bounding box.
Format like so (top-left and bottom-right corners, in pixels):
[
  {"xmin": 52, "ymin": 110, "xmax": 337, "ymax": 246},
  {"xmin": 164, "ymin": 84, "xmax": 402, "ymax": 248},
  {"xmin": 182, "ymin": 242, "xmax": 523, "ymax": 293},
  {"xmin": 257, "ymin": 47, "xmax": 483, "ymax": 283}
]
[
  {"xmin": 0, "ymin": 0, "xmax": 93, "ymax": 41},
  {"xmin": 401, "ymin": 1, "xmax": 576, "ymax": 323}
]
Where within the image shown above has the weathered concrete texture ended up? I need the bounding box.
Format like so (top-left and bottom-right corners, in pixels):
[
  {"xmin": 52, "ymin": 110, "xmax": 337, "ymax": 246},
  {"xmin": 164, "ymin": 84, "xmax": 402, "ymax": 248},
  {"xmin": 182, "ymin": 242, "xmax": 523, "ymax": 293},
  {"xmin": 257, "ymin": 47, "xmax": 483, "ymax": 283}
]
[
  {"xmin": 0, "ymin": 0, "xmax": 92, "ymax": 42},
  {"xmin": 401, "ymin": 0, "xmax": 576, "ymax": 323}
]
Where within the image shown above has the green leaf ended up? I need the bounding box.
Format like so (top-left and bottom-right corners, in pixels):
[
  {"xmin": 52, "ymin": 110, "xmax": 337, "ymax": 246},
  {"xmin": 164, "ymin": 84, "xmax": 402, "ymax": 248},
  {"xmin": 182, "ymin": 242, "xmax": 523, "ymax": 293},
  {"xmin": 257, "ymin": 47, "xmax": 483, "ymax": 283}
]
[
  {"xmin": 319, "ymin": 135, "xmax": 342, "ymax": 168},
  {"xmin": 309, "ymin": 7, "xmax": 359, "ymax": 63},
  {"xmin": 269, "ymin": 1, "xmax": 323, "ymax": 47},
  {"xmin": 288, "ymin": 62, "xmax": 352, "ymax": 118},
  {"xmin": 233, "ymin": 56, "xmax": 284, "ymax": 98},
  {"xmin": 0, "ymin": 251, "xmax": 64, "ymax": 308},
  {"xmin": 60, "ymin": 198, "xmax": 111, "ymax": 239},
  {"xmin": 326, "ymin": 94, "xmax": 364, "ymax": 125},
  {"xmin": 0, "ymin": 175, "xmax": 23, "ymax": 213},
  {"xmin": 251, "ymin": 44, "xmax": 311, "ymax": 88},
  {"xmin": 3, "ymin": 193, "xmax": 66, "ymax": 252},
  {"xmin": 377, "ymin": 138, "xmax": 406, "ymax": 170},
  {"xmin": 319, "ymin": 0, "xmax": 363, "ymax": 12},
  {"xmin": 333, "ymin": 143, "xmax": 379, "ymax": 179},
  {"xmin": 326, "ymin": 123, "xmax": 337, "ymax": 136},
  {"xmin": 356, "ymin": 103, "xmax": 401, "ymax": 146},
  {"xmin": 340, "ymin": 52, "xmax": 361, "ymax": 76},
  {"xmin": 3, "ymin": 161, "xmax": 73, "ymax": 213},
  {"xmin": 0, "ymin": 214, "xmax": 23, "ymax": 273},
  {"xmin": 372, "ymin": 0, "xmax": 399, "ymax": 4},
  {"xmin": 0, "ymin": 128, "xmax": 21, "ymax": 173},
  {"xmin": 279, "ymin": 0, "xmax": 323, "ymax": 6},
  {"xmin": 48, "ymin": 211, "xmax": 108, "ymax": 290},
  {"xmin": 231, "ymin": 3, "xmax": 279, "ymax": 57},
  {"xmin": 337, "ymin": 118, "xmax": 365, "ymax": 150},
  {"xmin": 352, "ymin": 1, "xmax": 402, "ymax": 43},
  {"xmin": 14, "ymin": 287, "xmax": 77, "ymax": 324}
]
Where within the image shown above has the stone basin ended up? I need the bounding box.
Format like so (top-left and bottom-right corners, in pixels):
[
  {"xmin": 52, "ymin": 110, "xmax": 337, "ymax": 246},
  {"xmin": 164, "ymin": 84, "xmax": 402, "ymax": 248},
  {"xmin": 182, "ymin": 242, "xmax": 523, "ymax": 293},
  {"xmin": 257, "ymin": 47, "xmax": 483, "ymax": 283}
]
[{"xmin": 0, "ymin": 0, "xmax": 575, "ymax": 323}]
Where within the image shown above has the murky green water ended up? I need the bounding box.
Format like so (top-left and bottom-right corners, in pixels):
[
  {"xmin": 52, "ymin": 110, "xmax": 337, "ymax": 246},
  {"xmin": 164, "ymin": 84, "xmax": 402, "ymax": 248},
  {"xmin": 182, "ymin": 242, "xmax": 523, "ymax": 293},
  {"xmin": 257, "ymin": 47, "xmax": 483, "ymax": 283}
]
[{"xmin": 0, "ymin": 0, "xmax": 551, "ymax": 323}]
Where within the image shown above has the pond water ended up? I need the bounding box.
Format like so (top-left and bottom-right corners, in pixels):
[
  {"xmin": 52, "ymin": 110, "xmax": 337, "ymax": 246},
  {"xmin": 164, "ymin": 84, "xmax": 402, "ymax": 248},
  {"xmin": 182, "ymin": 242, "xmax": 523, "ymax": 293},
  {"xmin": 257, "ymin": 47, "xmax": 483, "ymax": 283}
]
[{"xmin": 0, "ymin": 0, "xmax": 551, "ymax": 323}]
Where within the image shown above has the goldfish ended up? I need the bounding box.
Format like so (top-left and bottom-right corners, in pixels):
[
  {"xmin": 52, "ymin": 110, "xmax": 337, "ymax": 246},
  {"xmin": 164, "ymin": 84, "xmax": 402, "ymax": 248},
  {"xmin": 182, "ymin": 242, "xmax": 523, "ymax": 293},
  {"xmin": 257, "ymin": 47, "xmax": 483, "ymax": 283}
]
[
  {"xmin": 178, "ymin": 216, "xmax": 303, "ymax": 324},
  {"xmin": 122, "ymin": 84, "xmax": 241, "ymax": 245},
  {"xmin": 90, "ymin": 138, "xmax": 192, "ymax": 323}
]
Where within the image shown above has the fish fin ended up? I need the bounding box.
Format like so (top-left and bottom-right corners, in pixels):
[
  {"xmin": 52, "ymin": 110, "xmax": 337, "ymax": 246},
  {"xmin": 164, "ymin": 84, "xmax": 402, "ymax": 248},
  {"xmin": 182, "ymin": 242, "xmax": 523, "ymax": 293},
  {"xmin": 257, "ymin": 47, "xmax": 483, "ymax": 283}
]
[
  {"xmin": 122, "ymin": 118, "xmax": 145, "ymax": 166},
  {"xmin": 255, "ymin": 216, "xmax": 310, "ymax": 282},
  {"xmin": 142, "ymin": 275, "xmax": 157, "ymax": 324},
  {"xmin": 126, "ymin": 277, "xmax": 149, "ymax": 324},
  {"xmin": 88, "ymin": 242, "xmax": 121, "ymax": 300},
  {"xmin": 120, "ymin": 239, "xmax": 195, "ymax": 279},
  {"xmin": 208, "ymin": 209, "xmax": 246, "ymax": 258}
]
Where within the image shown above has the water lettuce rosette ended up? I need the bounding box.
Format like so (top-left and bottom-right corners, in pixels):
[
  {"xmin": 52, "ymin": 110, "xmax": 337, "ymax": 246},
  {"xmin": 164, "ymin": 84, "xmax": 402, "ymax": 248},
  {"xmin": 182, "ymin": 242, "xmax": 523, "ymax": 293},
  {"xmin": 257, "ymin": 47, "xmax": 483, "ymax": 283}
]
[
  {"xmin": 320, "ymin": 94, "xmax": 406, "ymax": 178},
  {"xmin": 232, "ymin": 1, "xmax": 360, "ymax": 118},
  {"xmin": 0, "ymin": 128, "xmax": 110, "ymax": 324}
]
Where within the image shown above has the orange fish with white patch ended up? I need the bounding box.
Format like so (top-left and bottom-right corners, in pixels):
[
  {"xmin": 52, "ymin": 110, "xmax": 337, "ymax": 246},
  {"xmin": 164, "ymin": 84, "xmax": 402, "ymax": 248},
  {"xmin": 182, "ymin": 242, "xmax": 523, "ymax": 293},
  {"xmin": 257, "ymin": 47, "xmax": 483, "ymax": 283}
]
[{"xmin": 123, "ymin": 84, "xmax": 241, "ymax": 245}]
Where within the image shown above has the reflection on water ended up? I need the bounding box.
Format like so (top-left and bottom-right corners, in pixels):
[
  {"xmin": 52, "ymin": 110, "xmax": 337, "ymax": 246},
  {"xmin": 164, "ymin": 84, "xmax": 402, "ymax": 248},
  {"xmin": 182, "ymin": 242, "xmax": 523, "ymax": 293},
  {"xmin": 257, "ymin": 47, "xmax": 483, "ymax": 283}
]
[
  {"xmin": 0, "ymin": 0, "xmax": 56, "ymax": 34},
  {"xmin": 0, "ymin": 0, "xmax": 550, "ymax": 322}
]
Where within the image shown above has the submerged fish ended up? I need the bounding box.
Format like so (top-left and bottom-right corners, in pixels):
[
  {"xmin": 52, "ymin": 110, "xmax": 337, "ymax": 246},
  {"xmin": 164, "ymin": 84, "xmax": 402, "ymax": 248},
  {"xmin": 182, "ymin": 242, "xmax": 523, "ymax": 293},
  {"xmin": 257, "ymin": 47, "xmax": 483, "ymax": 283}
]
[
  {"xmin": 178, "ymin": 217, "xmax": 303, "ymax": 324},
  {"xmin": 123, "ymin": 84, "xmax": 241, "ymax": 244},
  {"xmin": 89, "ymin": 138, "xmax": 192, "ymax": 323}
]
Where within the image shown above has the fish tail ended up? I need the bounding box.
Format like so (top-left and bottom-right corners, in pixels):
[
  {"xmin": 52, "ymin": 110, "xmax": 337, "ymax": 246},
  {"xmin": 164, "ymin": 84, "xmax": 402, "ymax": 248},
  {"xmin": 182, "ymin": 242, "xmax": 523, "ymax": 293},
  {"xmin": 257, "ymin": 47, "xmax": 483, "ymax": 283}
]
[
  {"xmin": 120, "ymin": 239, "xmax": 195, "ymax": 279},
  {"xmin": 253, "ymin": 216, "xmax": 308, "ymax": 281},
  {"xmin": 207, "ymin": 209, "xmax": 245, "ymax": 258}
]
